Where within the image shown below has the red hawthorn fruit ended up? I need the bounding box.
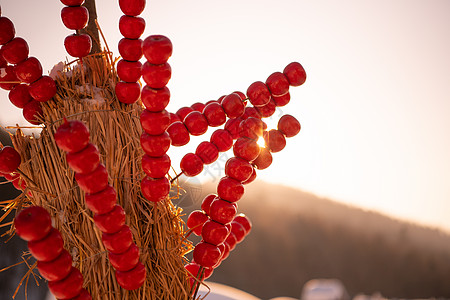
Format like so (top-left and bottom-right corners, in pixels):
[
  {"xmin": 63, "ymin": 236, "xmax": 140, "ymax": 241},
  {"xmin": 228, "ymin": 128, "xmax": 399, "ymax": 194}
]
[
  {"xmin": 180, "ymin": 153, "xmax": 203, "ymax": 177},
  {"xmin": 167, "ymin": 121, "xmax": 190, "ymax": 146},
  {"xmin": 224, "ymin": 117, "xmax": 243, "ymax": 140},
  {"xmin": 115, "ymin": 261, "xmax": 146, "ymax": 290},
  {"xmin": 201, "ymin": 194, "xmax": 218, "ymax": 215},
  {"xmin": 0, "ymin": 17, "xmax": 15, "ymax": 45},
  {"xmin": 141, "ymin": 62, "xmax": 171, "ymax": 89},
  {"xmin": 264, "ymin": 129, "xmax": 286, "ymax": 153},
  {"xmin": 241, "ymin": 167, "xmax": 256, "ymax": 185},
  {"xmin": 224, "ymin": 232, "xmax": 238, "ymax": 251},
  {"xmin": 61, "ymin": 0, "xmax": 85, "ymax": 5},
  {"xmin": 233, "ymin": 137, "xmax": 260, "ymax": 162},
  {"xmin": 118, "ymin": 38, "xmax": 143, "ymax": 61},
  {"xmin": 238, "ymin": 117, "xmax": 264, "ymax": 140},
  {"xmin": 266, "ymin": 71, "xmax": 290, "ymax": 96},
  {"xmin": 102, "ymin": 225, "xmax": 133, "ymax": 254},
  {"xmin": 28, "ymin": 75, "xmax": 56, "ymax": 102},
  {"xmin": 221, "ymin": 93, "xmax": 245, "ymax": 118},
  {"xmin": 54, "ymin": 120, "xmax": 90, "ymax": 153},
  {"xmin": 85, "ymin": 185, "xmax": 117, "ymax": 215},
  {"xmin": 93, "ymin": 205, "xmax": 126, "ymax": 234},
  {"xmin": 201, "ymin": 220, "xmax": 230, "ymax": 245},
  {"xmin": 2, "ymin": 37, "xmax": 29, "ymax": 64},
  {"xmin": 12, "ymin": 174, "xmax": 27, "ymax": 190},
  {"xmin": 141, "ymin": 154, "xmax": 171, "ymax": 179},
  {"xmin": 116, "ymin": 59, "xmax": 142, "ymax": 83},
  {"xmin": 140, "ymin": 131, "xmax": 171, "ymax": 157},
  {"xmin": 115, "ymin": 81, "xmax": 140, "ymax": 104},
  {"xmin": 202, "ymin": 102, "xmax": 226, "ymax": 127},
  {"xmin": 0, "ymin": 48, "xmax": 6, "ymax": 68},
  {"xmin": 272, "ymin": 92, "xmax": 290, "ymax": 107},
  {"xmin": 0, "ymin": 65, "xmax": 19, "ymax": 90},
  {"xmin": 175, "ymin": 106, "xmax": 194, "ymax": 121},
  {"xmin": 210, "ymin": 129, "xmax": 233, "ymax": 152},
  {"xmin": 208, "ymin": 198, "xmax": 237, "ymax": 225},
  {"xmin": 232, "ymin": 91, "xmax": 247, "ymax": 101},
  {"xmin": 225, "ymin": 157, "xmax": 253, "ymax": 183},
  {"xmin": 242, "ymin": 106, "xmax": 262, "ymax": 120},
  {"xmin": 186, "ymin": 210, "xmax": 209, "ymax": 236},
  {"xmin": 28, "ymin": 228, "xmax": 64, "ymax": 262},
  {"xmin": 15, "ymin": 57, "xmax": 42, "ymax": 84},
  {"xmin": 14, "ymin": 206, "xmax": 52, "ymax": 242},
  {"xmin": 64, "ymin": 34, "xmax": 92, "ymax": 58},
  {"xmin": 143, "ymin": 35, "xmax": 173, "ymax": 65},
  {"xmin": 70, "ymin": 289, "xmax": 92, "ymax": 300},
  {"xmin": 193, "ymin": 242, "xmax": 221, "ymax": 268},
  {"xmin": 191, "ymin": 102, "xmax": 205, "ymax": 112},
  {"xmin": 246, "ymin": 81, "xmax": 271, "ymax": 107},
  {"xmin": 252, "ymin": 147, "xmax": 272, "ymax": 170},
  {"xmin": 255, "ymin": 98, "xmax": 277, "ymax": 118},
  {"xmin": 119, "ymin": 0, "xmax": 146, "ymax": 16},
  {"xmin": 141, "ymin": 176, "xmax": 170, "ymax": 202},
  {"xmin": 221, "ymin": 243, "xmax": 231, "ymax": 261},
  {"xmin": 233, "ymin": 213, "xmax": 252, "ymax": 234},
  {"xmin": 108, "ymin": 243, "xmax": 140, "ymax": 272},
  {"xmin": 185, "ymin": 262, "xmax": 213, "ymax": 282},
  {"xmin": 141, "ymin": 86, "xmax": 170, "ymax": 112},
  {"xmin": 48, "ymin": 267, "xmax": 84, "ymax": 299},
  {"xmin": 217, "ymin": 176, "xmax": 244, "ymax": 203},
  {"xmin": 37, "ymin": 250, "xmax": 72, "ymax": 282},
  {"xmin": 0, "ymin": 146, "xmax": 21, "ymax": 174},
  {"xmin": 119, "ymin": 15, "xmax": 145, "ymax": 39},
  {"xmin": 283, "ymin": 62, "xmax": 307, "ymax": 86},
  {"xmin": 183, "ymin": 111, "xmax": 208, "ymax": 136},
  {"xmin": 140, "ymin": 109, "xmax": 170, "ymax": 135},
  {"xmin": 61, "ymin": 6, "xmax": 89, "ymax": 30},
  {"xmin": 22, "ymin": 100, "xmax": 43, "ymax": 125},
  {"xmin": 230, "ymin": 221, "xmax": 246, "ymax": 243},
  {"xmin": 75, "ymin": 163, "xmax": 109, "ymax": 194},
  {"xmin": 195, "ymin": 141, "xmax": 219, "ymax": 165},
  {"xmin": 66, "ymin": 143, "xmax": 100, "ymax": 174},
  {"xmin": 278, "ymin": 114, "xmax": 301, "ymax": 137}
]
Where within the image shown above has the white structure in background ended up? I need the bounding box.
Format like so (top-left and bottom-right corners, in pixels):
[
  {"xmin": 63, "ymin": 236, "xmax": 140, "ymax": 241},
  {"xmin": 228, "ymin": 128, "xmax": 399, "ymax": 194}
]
[{"xmin": 301, "ymin": 279, "xmax": 350, "ymax": 300}]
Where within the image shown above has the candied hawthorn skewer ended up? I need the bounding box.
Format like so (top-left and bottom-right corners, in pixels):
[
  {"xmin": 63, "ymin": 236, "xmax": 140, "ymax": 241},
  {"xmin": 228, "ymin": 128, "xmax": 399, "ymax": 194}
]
[
  {"xmin": 60, "ymin": 0, "xmax": 92, "ymax": 58},
  {"xmin": 54, "ymin": 119, "xmax": 146, "ymax": 291}
]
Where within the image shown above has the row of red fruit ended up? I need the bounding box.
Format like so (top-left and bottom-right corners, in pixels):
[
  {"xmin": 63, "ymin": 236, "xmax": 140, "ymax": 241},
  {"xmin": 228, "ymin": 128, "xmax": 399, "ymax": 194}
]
[
  {"xmin": 0, "ymin": 145, "xmax": 27, "ymax": 190},
  {"xmin": 54, "ymin": 119, "xmax": 146, "ymax": 290},
  {"xmin": 14, "ymin": 206, "xmax": 91, "ymax": 300},
  {"xmin": 60, "ymin": 0, "xmax": 92, "ymax": 58},
  {"xmin": 0, "ymin": 10, "xmax": 56, "ymax": 125},
  {"xmin": 115, "ymin": 0, "xmax": 146, "ymax": 104}
]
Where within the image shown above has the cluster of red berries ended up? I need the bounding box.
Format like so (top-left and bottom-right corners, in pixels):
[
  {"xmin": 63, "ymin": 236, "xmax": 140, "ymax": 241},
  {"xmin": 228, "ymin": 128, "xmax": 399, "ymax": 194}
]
[
  {"xmin": 14, "ymin": 206, "xmax": 91, "ymax": 300},
  {"xmin": 0, "ymin": 145, "xmax": 28, "ymax": 191},
  {"xmin": 115, "ymin": 0, "xmax": 146, "ymax": 104},
  {"xmin": 54, "ymin": 119, "xmax": 146, "ymax": 291},
  {"xmin": 60, "ymin": 0, "xmax": 92, "ymax": 58},
  {"xmin": 0, "ymin": 9, "xmax": 57, "ymax": 125}
]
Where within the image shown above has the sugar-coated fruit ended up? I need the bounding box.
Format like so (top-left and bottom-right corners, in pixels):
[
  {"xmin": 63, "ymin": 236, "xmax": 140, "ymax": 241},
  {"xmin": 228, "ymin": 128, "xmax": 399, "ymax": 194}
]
[
  {"xmin": 246, "ymin": 81, "xmax": 271, "ymax": 107},
  {"xmin": 278, "ymin": 114, "xmax": 301, "ymax": 137},
  {"xmin": 118, "ymin": 38, "xmax": 143, "ymax": 61},
  {"xmin": 0, "ymin": 17, "xmax": 15, "ymax": 45},
  {"xmin": 15, "ymin": 57, "xmax": 43, "ymax": 84},
  {"xmin": 210, "ymin": 129, "xmax": 233, "ymax": 152},
  {"xmin": 180, "ymin": 153, "xmax": 203, "ymax": 177},
  {"xmin": 230, "ymin": 220, "xmax": 246, "ymax": 243},
  {"xmin": 0, "ymin": 65, "xmax": 19, "ymax": 90},
  {"xmin": 216, "ymin": 176, "xmax": 244, "ymax": 203},
  {"xmin": 75, "ymin": 163, "xmax": 109, "ymax": 194},
  {"xmin": 115, "ymin": 262, "xmax": 146, "ymax": 290},
  {"xmin": 169, "ymin": 112, "xmax": 180, "ymax": 124},
  {"xmin": 224, "ymin": 117, "xmax": 243, "ymax": 140},
  {"xmin": 102, "ymin": 225, "xmax": 133, "ymax": 254},
  {"xmin": 141, "ymin": 62, "xmax": 171, "ymax": 89},
  {"xmin": 116, "ymin": 59, "xmax": 142, "ymax": 83},
  {"xmin": 28, "ymin": 228, "xmax": 64, "ymax": 262},
  {"xmin": 264, "ymin": 129, "xmax": 286, "ymax": 153},
  {"xmin": 193, "ymin": 242, "xmax": 221, "ymax": 268},
  {"xmin": 272, "ymin": 92, "xmax": 290, "ymax": 107},
  {"xmin": 37, "ymin": 250, "xmax": 72, "ymax": 281},
  {"xmin": 238, "ymin": 117, "xmax": 264, "ymax": 140},
  {"xmin": 64, "ymin": 34, "xmax": 92, "ymax": 58},
  {"xmin": 167, "ymin": 121, "xmax": 190, "ymax": 146},
  {"xmin": 202, "ymin": 102, "xmax": 226, "ymax": 127},
  {"xmin": 85, "ymin": 185, "xmax": 117, "ymax": 215},
  {"xmin": 185, "ymin": 262, "xmax": 213, "ymax": 282},
  {"xmin": 191, "ymin": 102, "xmax": 205, "ymax": 112},
  {"xmin": 0, "ymin": 146, "xmax": 21, "ymax": 174},
  {"xmin": 22, "ymin": 100, "xmax": 43, "ymax": 125},
  {"xmin": 195, "ymin": 141, "xmax": 219, "ymax": 165},
  {"xmin": 14, "ymin": 206, "xmax": 52, "ymax": 242},
  {"xmin": 48, "ymin": 267, "xmax": 84, "ymax": 299},
  {"xmin": 93, "ymin": 205, "xmax": 126, "ymax": 234},
  {"xmin": 225, "ymin": 157, "xmax": 253, "ymax": 183},
  {"xmin": 141, "ymin": 86, "xmax": 170, "ymax": 112},
  {"xmin": 28, "ymin": 75, "xmax": 56, "ymax": 102},
  {"xmin": 140, "ymin": 132, "xmax": 171, "ymax": 157},
  {"xmin": 66, "ymin": 143, "xmax": 100, "ymax": 174},
  {"xmin": 60, "ymin": 0, "xmax": 85, "ymax": 5},
  {"xmin": 201, "ymin": 194, "xmax": 218, "ymax": 216},
  {"xmin": 224, "ymin": 232, "xmax": 238, "ymax": 251},
  {"xmin": 266, "ymin": 71, "xmax": 289, "ymax": 96},
  {"xmin": 141, "ymin": 176, "xmax": 170, "ymax": 202},
  {"xmin": 54, "ymin": 120, "xmax": 90, "ymax": 153},
  {"xmin": 252, "ymin": 147, "xmax": 272, "ymax": 170},
  {"xmin": 141, "ymin": 154, "xmax": 171, "ymax": 179},
  {"xmin": 119, "ymin": 15, "xmax": 145, "ymax": 39},
  {"xmin": 115, "ymin": 81, "xmax": 140, "ymax": 104},
  {"xmin": 221, "ymin": 93, "xmax": 245, "ymax": 118},
  {"xmin": 108, "ymin": 243, "xmax": 140, "ymax": 272},
  {"xmin": 176, "ymin": 106, "xmax": 194, "ymax": 121},
  {"xmin": 70, "ymin": 289, "xmax": 92, "ymax": 300},
  {"xmin": 208, "ymin": 198, "xmax": 237, "ymax": 225},
  {"xmin": 142, "ymin": 35, "xmax": 173, "ymax": 65},
  {"xmin": 283, "ymin": 62, "xmax": 307, "ymax": 86},
  {"xmin": 2, "ymin": 37, "xmax": 29, "ymax": 64},
  {"xmin": 119, "ymin": 0, "xmax": 146, "ymax": 16},
  {"xmin": 183, "ymin": 111, "xmax": 208, "ymax": 136},
  {"xmin": 242, "ymin": 106, "xmax": 262, "ymax": 120},
  {"xmin": 233, "ymin": 213, "xmax": 252, "ymax": 234},
  {"xmin": 187, "ymin": 210, "xmax": 209, "ymax": 236},
  {"xmin": 61, "ymin": 6, "xmax": 89, "ymax": 30},
  {"xmin": 201, "ymin": 220, "xmax": 230, "ymax": 245},
  {"xmin": 140, "ymin": 109, "xmax": 170, "ymax": 135},
  {"xmin": 233, "ymin": 137, "xmax": 260, "ymax": 162},
  {"xmin": 256, "ymin": 98, "xmax": 276, "ymax": 118},
  {"xmin": 241, "ymin": 167, "xmax": 256, "ymax": 185}
]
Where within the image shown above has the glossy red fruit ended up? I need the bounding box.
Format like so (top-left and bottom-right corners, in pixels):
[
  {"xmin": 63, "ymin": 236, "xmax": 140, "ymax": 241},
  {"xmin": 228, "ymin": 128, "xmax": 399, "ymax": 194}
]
[
  {"xmin": 0, "ymin": 17, "xmax": 15, "ymax": 45},
  {"xmin": 140, "ymin": 132, "xmax": 170, "ymax": 156},
  {"xmin": 242, "ymin": 106, "xmax": 262, "ymax": 120},
  {"xmin": 195, "ymin": 141, "xmax": 219, "ymax": 165},
  {"xmin": 0, "ymin": 48, "xmax": 6, "ymax": 68},
  {"xmin": 69, "ymin": 289, "xmax": 92, "ymax": 300},
  {"xmin": 37, "ymin": 250, "xmax": 72, "ymax": 281},
  {"xmin": 266, "ymin": 71, "xmax": 289, "ymax": 96},
  {"xmin": 102, "ymin": 225, "xmax": 133, "ymax": 254},
  {"xmin": 264, "ymin": 129, "xmax": 286, "ymax": 152},
  {"xmin": 2, "ymin": 37, "xmax": 28, "ymax": 64},
  {"xmin": 272, "ymin": 92, "xmax": 290, "ymax": 107},
  {"xmin": 14, "ymin": 206, "xmax": 52, "ymax": 242},
  {"xmin": 117, "ymin": 59, "xmax": 142, "ymax": 82},
  {"xmin": 201, "ymin": 220, "xmax": 230, "ymax": 245},
  {"xmin": 233, "ymin": 91, "xmax": 246, "ymax": 101},
  {"xmin": 202, "ymin": 102, "xmax": 226, "ymax": 127},
  {"xmin": 221, "ymin": 243, "xmax": 231, "ymax": 261},
  {"xmin": 115, "ymin": 81, "xmax": 140, "ymax": 104},
  {"xmin": 217, "ymin": 176, "xmax": 244, "ymax": 203},
  {"xmin": 191, "ymin": 102, "xmax": 205, "ymax": 112},
  {"xmin": 224, "ymin": 117, "xmax": 243, "ymax": 140},
  {"xmin": 48, "ymin": 267, "xmax": 84, "ymax": 299},
  {"xmin": 193, "ymin": 242, "xmax": 221, "ymax": 268},
  {"xmin": 85, "ymin": 185, "xmax": 117, "ymax": 214},
  {"xmin": 183, "ymin": 111, "xmax": 208, "ymax": 136},
  {"xmin": 231, "ymin": 221, "xmax": 246, "ymax": 243},
  {"xmin": 15, "ymin": 57, "xmax": 42, "ymax": 83},
  {"xmin": 225, "ymin": 157, "xmax": 253, "ymax": 182},
  {"xmin": 75, "ymin": 164, "xmax": 109, "ymax": 194},
  {"xmin": 22, "ymin": 100, "xmax": 43, "ymax": 125},
  {"xmin": 66, "ymin": 143, "xmax": 100, "ymax": 174},
  {"xmin": 0, "ymin": 65, "xmax": 19, "ymax": 90},
  {"xmin": 221, "ymin": 93, "xmax": 245, "ymax": 118},
  {"xmin": 119, "ymin": 0, "xmax": 146, "ymax": 16},
  {"xmin": 141, "ymin": 62, "xmax": 171, "ymax": 89},
  {"xmin": 185, "ymin": 262, "xmax": 213, "ymax": 282},
  {"xmin": 208, "ymin": 198, "xmax": 237, "ymax": 225},
  {"xmin": 54, "ymin": 120, "xmax": 90, "ymax": 153},
  {"xmin": 175, "ymin": 106, "xmax": 194, "ymax": 121},
  {"xmin": 233, "ymin": 213, "xmax": 252, "ymax": 234},
  {"xmin": 119, "ymin": 15, "xmax": 145, "ymax": 39},
  {"xmin": 141, "ymin": 154, "xmax": 170, "ymax": 178},
  {"xmin": 61, "ymin": 6, "xmax": 89, "ymax": 30},
  {"xmin": 256, "ymin": 98, "xmax": 276, "ymax": 118},
  {"xmin": 141, "ymin": 86, "xmax": 170, "ymax": 111},
  {"xmin": 168, "ymin": 113, "xmax": 181, "ymax": 125},
  {"xmin": 252, "ymin": 147, "xmax": 272, "ymax": 170},
  {"xmin": 201, "ymin": 194, "xmax": 218, "ymax": 215},
  {"xmin": 28, "ymin": 228, "xmax": 64, "ymax": 262},
  {"xmin": 180, "ymin": 153, "xmax": 203, "ymax": 177},
  {"xmin": 28, "ymin": 75, "xmax": 56, "ymax": 102},
  {"xmin": 0, "ymin": 146, "xmax": 21, "ymax": 173},
  {"xmin": 283, "ymin": 62, "xmax": 307, "ymax": 86},
  {"xmin": 93, "ymin": 205, "xmax": 126, "ymax": 234},
  {"xmin": 108, "ymin": 243, "xmax": 140, "ymax": 271},
  {"xmin": 143, "ymin": 35, "xmax": 173, "ymax": 65},
  {"xmin": 233, "ymin": 137, "xmax": 260, "ymax": 162},
  {"xmin": 60, "ymin": 0, "xmax": 85, "ymax": 5},
  {"xmin": 210, "ymin": 129, "xmax": 233, "ymax": 152},
  {"xmin": 224, "ymin": 232, "xmax": 238, "ymax": 251},
  {"xmin": 246, "ymin": 81, "xmax": 270, "ymax": 107},
  {"xmin": 115, "ymin": 261, "xmax": 146, "ymax": 290},
  {"xmin": 64, "ymin": 34, "xmax": 92, "ymax": 58},
  {"xmin": 118, "ymin": 38, "xmax": 142, "ymax": 61},
  {"xmin": 167, "ymin": 121, "xmax": 190, "ymax": 146},
  {"xmin": 141, "ymin": 176, "xmax": 170, "ymax": 202},
  {"xmin": 241, "ymin": 167, "xmax": 256, "ymax": 185},
  {"xmin": 140, "ymin": 109, "xmax": 170, "ymax": 135},
  {"xmin": 278, "ymin": 114, "xmax": 301, "ymax": 137},
  {"xmin": 12, "ymin": 175, "xmax": 26, "ymax": 191},
  {"xmin": 187, "ymin": 210, "xmax": 209, "ymax": 236},
  {"xmin": 239, "ymin": 117, "xmax": 264, "ymax": 140}
]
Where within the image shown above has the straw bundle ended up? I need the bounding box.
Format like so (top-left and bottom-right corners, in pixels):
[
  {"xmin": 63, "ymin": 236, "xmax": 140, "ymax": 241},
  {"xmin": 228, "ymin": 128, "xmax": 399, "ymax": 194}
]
[{"xmin": 8, "ymin": 52, "xmax": 195, "ymax": 299}]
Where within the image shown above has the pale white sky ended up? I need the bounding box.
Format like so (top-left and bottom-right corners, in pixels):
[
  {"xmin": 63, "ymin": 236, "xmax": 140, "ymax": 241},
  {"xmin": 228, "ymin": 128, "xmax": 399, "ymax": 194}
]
[{"xmin": 1, "ymin": 0, "xmax": 450, "ymax": 231}]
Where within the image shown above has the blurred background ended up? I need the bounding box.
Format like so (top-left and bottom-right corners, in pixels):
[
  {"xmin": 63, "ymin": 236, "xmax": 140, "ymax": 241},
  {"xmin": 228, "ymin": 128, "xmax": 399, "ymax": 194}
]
[{"xmin": 1, "ymin": 0, "xmax": 450, "ymax": 299}]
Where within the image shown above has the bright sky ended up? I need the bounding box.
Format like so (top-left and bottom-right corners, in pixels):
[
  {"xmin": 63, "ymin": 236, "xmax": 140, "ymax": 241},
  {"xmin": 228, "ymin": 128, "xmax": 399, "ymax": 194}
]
[{"xmin": 1, "ymin": 0, "xmax": 450, "ymax": 232}]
